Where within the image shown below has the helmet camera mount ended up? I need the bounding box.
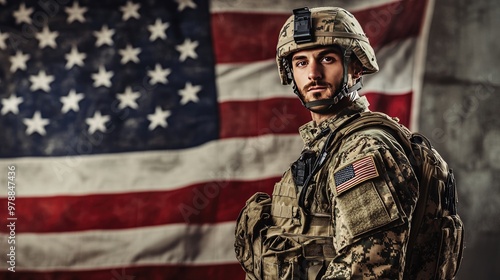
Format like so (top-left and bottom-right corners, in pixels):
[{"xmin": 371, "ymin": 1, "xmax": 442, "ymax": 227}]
[{"xmin": 293, "ymin": 7, "xmax": 313, "ymax": 44}]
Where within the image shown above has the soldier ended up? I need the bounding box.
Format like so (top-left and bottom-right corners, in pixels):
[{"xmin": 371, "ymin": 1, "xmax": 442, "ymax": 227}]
[{"xmin": 235, "ymin": 7, "xmax": 420, "ymax": 279}]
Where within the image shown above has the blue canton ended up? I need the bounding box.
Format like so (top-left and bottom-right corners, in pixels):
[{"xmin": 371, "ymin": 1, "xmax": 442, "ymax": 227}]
[{"xmin": 0, "ymin": 0, "xmax": 218, "ymax": 158}]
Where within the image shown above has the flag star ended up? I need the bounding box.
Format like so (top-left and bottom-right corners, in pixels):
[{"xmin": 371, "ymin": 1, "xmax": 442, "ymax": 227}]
[
  {"xmin": 119, "ymin": 44, "xmax": 141, "ymax": 64},
  {"xmin": 65, "ymin": 46, "xmax": 86, "ymax": 69},
  {"xmin": 13, "ymin": 3, "xmax": 33, "ymax": 25},
  {"xmin": 1, "ymin": 94, "xmax": 24, "ymax": 115},
  {"xmin": 120, "ymin": 1, "xmax": 141, "ymax": 21},
  {"xmin": 35, "ymin": 26, "xmax": 59, "ymax": 49},
  {"xmin": 117, "ymin": 86, "xmax": 140, "ymax": 110},
  {"xmin": 147, "ymin": 106, "xmax": 171, "ymax": 130},
  {"xmin": 23, "ymin": 111, "xmax": 50, "ymax": 136},
  {"xmin": 175, "ymin": 0, "xmax": 197, "ymax": 11},
  {"xmin": 93, "ymin": 25, "xmax": 115, "ymax": 47},
  {"xmin": 29, "ymin": 70, "xmax": 55, "ymax": 92},
  {"xmin": 148, "ymin": 18, "xmax": 169, "ymax": 41},
  {"xmin": 147, "ymin": 64, "xmax": 171, "ymax": 85},
  {"xmin": 91, "ymin": 66, "xmax": 114, "ymax": 88},
  {"xmin": 9, "ymin": 50, "xmax": 30, "ymax": 72},
  {"xmin": 86, "ymin": 111, "xmax": 111, "ymax": 134},
  {"xmin": 176, "ymin": 38, "xmax": 198, "ymax": 62},
  {"xmin": 65, "ymin": 2, "xmax": 87, "ymax": 23},
  {"xmin": 60, "ymin": 89, "xmax": 84, "ymax": 113},
  {"xmin": 0, "ymin": 31, "xmax": 8, "ymax": 50},
  {"xmin": 179, "ymin": 82, "xmax": 201, "ymax": 105}
]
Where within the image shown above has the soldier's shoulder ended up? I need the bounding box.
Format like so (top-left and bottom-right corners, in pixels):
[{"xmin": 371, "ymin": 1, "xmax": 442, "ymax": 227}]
[{"xmin": 341, "ymin": 125, "xmax": 397, "ymax": 149}]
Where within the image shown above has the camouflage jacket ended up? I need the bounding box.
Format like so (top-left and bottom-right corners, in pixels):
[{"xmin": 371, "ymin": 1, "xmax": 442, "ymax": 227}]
[{"xmin": 265, "ymin": 97, "xmax": 419, "ymax": 279}]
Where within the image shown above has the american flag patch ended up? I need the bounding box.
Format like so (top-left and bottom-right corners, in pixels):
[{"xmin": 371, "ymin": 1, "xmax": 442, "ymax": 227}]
[{"xmin": 334, "ymin": 155, "xmax": 379, "ymax": 195}]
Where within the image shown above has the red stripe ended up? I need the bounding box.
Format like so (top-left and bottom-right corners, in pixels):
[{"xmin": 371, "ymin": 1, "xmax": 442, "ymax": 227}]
[
  {"xmin": 211, "ymin": 12, "xmax": 289, "ymax": 63},
  {"xmin": 218, "ymin": 92, "xmax": 412, "ymax": 139},
  {"xmin": 210, "ymin": 1, "xmax": 426, "ymax": 63},
  {"xmin": 364, "ymin": 91, "xmax": 413, "ymax": 128},
  {"xmin": 0, "ymin": 178, "xmax": 276, "ymax": 233},
  {"xmin": 0, "ymin": 263, "xmax": 245, "ymax": 280},
  {"xmin": 354, "ymin": 0, "xmax": 426, "ymax": 49},
  {"xmin": 219, "ymin": 98, "xmax": 310, "ymax": 138}
]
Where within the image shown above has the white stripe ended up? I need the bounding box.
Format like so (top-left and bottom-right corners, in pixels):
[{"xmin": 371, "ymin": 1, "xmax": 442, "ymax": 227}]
[
  {"xmin": 0, "ymin": 222, "xmax": 237, "ymax": 271},
  {"xmin": 216, "ymin": 60, "xmax": 292, "ymax": 102},
  {"xmin": 211, "ymin": 0, "xmax": 401, "ymax": 13},
  {"xmin": 0, "ymin": 134, "xmax": 303, "ymax": 197},
  {"xmin": 217, "ymin": 37, "xmax": 417, "ymax": 103},
  {"xmin": 363, "ymin": 37, "xmax": 417, "ymax": 94}
]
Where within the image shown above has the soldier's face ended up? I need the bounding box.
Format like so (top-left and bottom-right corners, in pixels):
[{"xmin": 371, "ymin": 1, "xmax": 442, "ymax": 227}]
[{"xmin": 291, "ymin": 47, "xmax": 344, "ymax": 107}]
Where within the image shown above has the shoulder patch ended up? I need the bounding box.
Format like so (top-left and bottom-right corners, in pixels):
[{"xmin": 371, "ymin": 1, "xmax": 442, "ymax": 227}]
[{"xmin": 333, "ymin": 155, "xmax": 379, "ymax": 195}]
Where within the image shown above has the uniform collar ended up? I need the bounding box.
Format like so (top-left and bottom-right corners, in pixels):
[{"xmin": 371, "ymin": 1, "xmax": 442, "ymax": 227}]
[{"xmin": 298, "ymin": 96, "xmax": 371, "ymax": 146}]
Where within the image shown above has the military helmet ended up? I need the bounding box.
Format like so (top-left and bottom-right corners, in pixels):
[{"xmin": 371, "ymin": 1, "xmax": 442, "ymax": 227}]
[{"xmin": 276, "ymin": 7, "xmax": 379, "ymax": 85}]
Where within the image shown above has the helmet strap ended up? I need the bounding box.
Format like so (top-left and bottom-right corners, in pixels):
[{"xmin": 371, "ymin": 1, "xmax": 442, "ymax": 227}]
[{"xmin": 304, "ymin": 78, "xmax": 362, "ymax": 113}]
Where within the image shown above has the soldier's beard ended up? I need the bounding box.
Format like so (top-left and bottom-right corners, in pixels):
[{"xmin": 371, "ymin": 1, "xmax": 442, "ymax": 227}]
[
  {"xmin": 300, "ymin": 81, "xmax": 335, "ymax": 103},
  {"xmin": 300, "ymin": 79, "xmax": 346, "ymax": 110}
]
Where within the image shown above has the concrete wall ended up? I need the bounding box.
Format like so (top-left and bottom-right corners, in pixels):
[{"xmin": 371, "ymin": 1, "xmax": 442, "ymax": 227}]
[{"xmin": 420, "ymin": 0, "xmax": 500, "ymax": 278}]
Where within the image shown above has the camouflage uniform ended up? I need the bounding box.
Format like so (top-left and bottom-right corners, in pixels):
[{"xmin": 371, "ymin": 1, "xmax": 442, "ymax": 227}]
[
  {"xmin": 235, "ymin": 7, "xmax": 420, "ymax": 280},
  {"xmin": 262, "ymin": 96, "xmax": 418, "ymax": 279}
]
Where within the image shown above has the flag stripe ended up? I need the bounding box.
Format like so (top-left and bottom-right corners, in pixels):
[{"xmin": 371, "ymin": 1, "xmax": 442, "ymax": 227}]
[
  {"xmin": 0, "ymin": 178, "xmax": 275, "ymax": 233},
  {"xmin": 211, "ymin": 1, "xmax": 425, "ymax": 63},
  {"xmin": 219, "ymin": 98, "xmax": 309, "ymax": 138},
  {"xmin": 1, "ymin": 264, "xmax": 245, "ymax": 280},
  {"xmin": 210, "ymin": 0, "xmax": 401, "ymax": 13},
  {"xmin": 0, "ymin": 135, "xmax": 302, "ymax": 197},
  {"xmin": 0, "ymin": 222, "xmax": 238, "ymax": 270},
  {"xmin": 364, "ymin": 91, "xmax": 413, "ymax": 127}
]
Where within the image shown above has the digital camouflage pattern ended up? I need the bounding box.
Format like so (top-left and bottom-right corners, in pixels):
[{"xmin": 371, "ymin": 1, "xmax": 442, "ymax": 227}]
[
  {"xmin": 318, "ymin": 97, "xmax": 419, "ymax": 279},
  {"xmin": 235, "ymin": 97, "xmax": 420, "ymax": 279},
  {"xmin": 338, "ymin": 111, "xmax": 464, "ymax": 279},
  {"xmin": 276, "ymin": 7, "xmax": 379, "ymax": 85}
]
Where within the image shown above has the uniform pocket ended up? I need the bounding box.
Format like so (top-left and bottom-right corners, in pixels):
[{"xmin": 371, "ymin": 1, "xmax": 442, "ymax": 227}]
[
  {"xmin": 406, "ymin": 215, "xmax": 464, "ymax": 279},
  {"xmin": 435, "ymin": 215, "xmax": 464, "ymax": 278},
  {"xmin": 261, "ymin": 235, "xmax": 303, "ymax": 280},
  {"xmin": 261, "ymin": 235, "xmax": 329, "ymax": 280},
  {"xmin": 334, "ymin": 181, "xmax": 404, "ymax": 250}
]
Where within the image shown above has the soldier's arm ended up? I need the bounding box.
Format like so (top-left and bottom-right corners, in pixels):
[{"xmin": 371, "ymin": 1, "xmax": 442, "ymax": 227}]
[
  {"xmin": 323, "ymin": 224, "xmax": 409, "ymax": 279},
  {"xmin": 323, "ymin": 130, "xmax": 418, "ymax": 279}
]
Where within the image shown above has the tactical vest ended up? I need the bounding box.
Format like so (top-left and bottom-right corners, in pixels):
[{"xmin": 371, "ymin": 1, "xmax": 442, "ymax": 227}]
[
  {"xmin": 235, "ymin": 111, "xmax": 464, "ymax": 280},
  {"xmin": 258, "ymin": 123, "xmax": 341, "ymax": 280}
]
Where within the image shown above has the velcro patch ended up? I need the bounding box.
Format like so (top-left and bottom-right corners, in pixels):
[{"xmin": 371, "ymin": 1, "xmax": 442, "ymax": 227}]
[{"xmin": 333, "ymin": 155, "xmax": 379, "ymax": 195}]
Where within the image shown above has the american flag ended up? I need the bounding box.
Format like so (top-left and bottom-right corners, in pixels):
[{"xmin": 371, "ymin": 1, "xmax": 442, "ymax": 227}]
[
  {"xmin": 0, "ymin": 0, "xmax": 434, "ymax": 279},
  {"xmin": 334, "ymin": 156, "xmax": 379, "ymax": 195}
]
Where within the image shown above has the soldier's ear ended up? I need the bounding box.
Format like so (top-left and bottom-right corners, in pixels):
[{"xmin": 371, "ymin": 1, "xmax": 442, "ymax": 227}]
[{"xmin": 350, "ymin": 60, "xmax": 363, "ymax": 79}]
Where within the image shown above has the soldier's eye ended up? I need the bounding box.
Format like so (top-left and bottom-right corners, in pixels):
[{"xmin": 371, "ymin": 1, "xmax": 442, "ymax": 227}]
[
  {"xmin": 295, "ymin": 61, "xmax": 307, "ymax": 67},
  {"xmin": 322, "ymin": 56, "xmax": 335, "ymax": 63}
]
